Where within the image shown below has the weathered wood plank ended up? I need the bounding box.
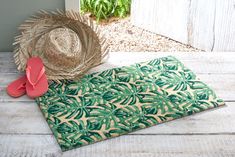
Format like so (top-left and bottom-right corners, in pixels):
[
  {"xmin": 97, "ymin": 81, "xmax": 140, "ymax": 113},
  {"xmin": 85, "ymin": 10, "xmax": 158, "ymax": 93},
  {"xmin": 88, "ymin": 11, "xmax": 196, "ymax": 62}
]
[
  {"xmin": 213, "ymin": 0, "xmax": 235, "ymax": 51},
  {"xmin": 91, "ymin": 52, "xmax": 235, "ymax": 74},
  {"xmin": 0, "ymin": 75, "xmax": 233, "ymax": 134},
  {"xmin": 188, "ymin": 0, "xmax": 216, "ymax": 51},
  {"xmin": 0, "ymin": 134, "xmax": 234, "ymax": 157},
  {"xmin": 0, "ymin": 101, "xmax": 234, "ymax": 135},
  {"xmin": 1, "ymin": 73, "xmax": 233, "ymax": 102},
  {"xmin": 1, "ymin": 52, "xmax": 235, "ymax": 74},
  {"xmin": 65, "ymin": 0, "xmax": 80, "ymax": 12},
  {"xmin": 0, "ymin": 101, "xmax": 50, "ymax": 134},
  {"xmin": 0, "ymin": 52, "xmax": 234, "ymax": 156},
  {"xmin": 0, "ymin": 73, "xmax": 24, "ymax": 86},
  {"xmin": 0, "ymin": 91, "xmax": 33, "ymax": 102},
  {"xmin": 0, "ymin": 64, "xmax": 18, "ymax": 73},
  {"xmin": 131, "ymin": 0, "xmax": 189, "ymax": 44}
]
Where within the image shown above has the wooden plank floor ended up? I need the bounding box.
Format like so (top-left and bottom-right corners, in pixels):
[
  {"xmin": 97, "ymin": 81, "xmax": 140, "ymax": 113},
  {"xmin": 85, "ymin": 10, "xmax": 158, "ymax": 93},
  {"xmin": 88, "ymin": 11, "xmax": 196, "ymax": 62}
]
[{"xmin": 0, "ymin": 52, "xmax": 235, "ymax": 157}]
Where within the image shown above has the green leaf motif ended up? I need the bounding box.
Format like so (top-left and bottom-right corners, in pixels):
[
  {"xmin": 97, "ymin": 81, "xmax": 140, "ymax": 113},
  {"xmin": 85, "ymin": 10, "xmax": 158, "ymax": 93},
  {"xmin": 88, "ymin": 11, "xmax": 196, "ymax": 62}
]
[{"xmin": 36, "ymin": 55, "xmax": 225, "ymax": 151}]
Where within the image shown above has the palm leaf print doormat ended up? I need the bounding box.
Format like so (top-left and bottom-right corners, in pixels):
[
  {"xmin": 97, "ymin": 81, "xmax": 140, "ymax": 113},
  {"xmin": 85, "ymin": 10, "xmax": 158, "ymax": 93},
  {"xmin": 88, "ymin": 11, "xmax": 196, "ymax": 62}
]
[{"xmin": 36, "ymin": 56, "xmax": 225, "ymax": 151}]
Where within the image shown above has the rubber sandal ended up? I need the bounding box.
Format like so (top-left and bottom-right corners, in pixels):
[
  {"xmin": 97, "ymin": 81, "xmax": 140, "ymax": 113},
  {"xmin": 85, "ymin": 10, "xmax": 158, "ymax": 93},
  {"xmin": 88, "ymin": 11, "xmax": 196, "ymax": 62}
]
[
  {"xmin": 26, "ymin": 57, "xmax": 48, "ymax": 98},
  {"xmin": 7, "ymin": 75, "xmax": 27, "ymax": 98}
]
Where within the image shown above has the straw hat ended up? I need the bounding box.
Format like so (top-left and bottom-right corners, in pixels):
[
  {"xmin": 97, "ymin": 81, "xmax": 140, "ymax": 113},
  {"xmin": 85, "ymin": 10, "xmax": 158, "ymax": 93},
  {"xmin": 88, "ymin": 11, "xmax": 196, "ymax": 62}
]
[{"xmin": 13, "ymin": 10, "xmax": 109, "ymax": 80}]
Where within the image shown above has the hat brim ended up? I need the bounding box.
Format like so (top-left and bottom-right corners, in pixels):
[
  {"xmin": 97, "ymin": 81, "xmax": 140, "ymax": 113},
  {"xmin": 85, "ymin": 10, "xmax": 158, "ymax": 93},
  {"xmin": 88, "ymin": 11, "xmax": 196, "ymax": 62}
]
[{"xmin": 13, "ymin": 10, "xmax": 109, "ymax": 80}]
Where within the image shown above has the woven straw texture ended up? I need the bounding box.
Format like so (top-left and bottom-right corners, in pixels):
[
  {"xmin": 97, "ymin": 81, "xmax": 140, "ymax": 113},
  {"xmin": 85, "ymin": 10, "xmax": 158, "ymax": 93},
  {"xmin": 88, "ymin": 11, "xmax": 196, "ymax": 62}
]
[{"xmin": 13, "ymin": 10, "xmax": 109, "ymax": 80}]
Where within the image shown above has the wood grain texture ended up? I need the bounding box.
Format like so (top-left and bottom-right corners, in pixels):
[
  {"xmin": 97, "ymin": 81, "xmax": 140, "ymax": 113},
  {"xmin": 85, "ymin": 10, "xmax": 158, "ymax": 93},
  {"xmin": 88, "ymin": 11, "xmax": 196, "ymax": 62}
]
[
  {"xmin": 188, "ymin": 0, "xmax": 216, "ymax": 51},
  {"xmin": 0, "ymin": 134, "xmax": 235, "ymax": 157},
  {"xmin": 1, "ymin": 52, "xmax": 235, "ymax": 74},
  {"xmin": 1, "ymin": 73, "xmax": 234, "ymax": 102},
  {"xmin": 131, "ymin": 0, "xmax": 189, "ymax": 44},
  {"xmin": 0, "ymin": 101, "xmax": 234, "ymax": 135},
  {"xmin": 0, "ymin": 52, "xmax": 234, "ymax": 156},
  {"xmin": 1, "ymin": 52, "xmax": 235, "ymax": 102},
  {"xmin": 65, "ymin": 0, "xmax": 80, "ymax": 12},
  {"xmin": 131, "ymin": 0, "xmax": 235, "ymax": 51}
]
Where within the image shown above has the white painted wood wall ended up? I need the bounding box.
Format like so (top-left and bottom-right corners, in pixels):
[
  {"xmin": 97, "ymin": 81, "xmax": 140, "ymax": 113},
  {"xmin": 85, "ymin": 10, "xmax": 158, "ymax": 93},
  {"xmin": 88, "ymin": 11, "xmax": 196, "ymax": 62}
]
[
  {"xmin": 131, "ymin": 0, "xmax": 235, "ymax": 51},
  {"xmin": 65, "ymin": 0, "xmax": 80, "ymax": 12}
]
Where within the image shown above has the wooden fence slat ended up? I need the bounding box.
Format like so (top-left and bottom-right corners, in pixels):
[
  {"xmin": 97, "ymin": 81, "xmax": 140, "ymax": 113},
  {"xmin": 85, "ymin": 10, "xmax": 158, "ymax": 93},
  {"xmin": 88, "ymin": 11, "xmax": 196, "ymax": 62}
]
[
  {"xmin": 65, "ymin": 0, "xmax": 80, "ymax": 12},
  {"xmin": 213, "ymin": 0, "xmax": 235, "ymax": 51},
  {"xmin": 188, "ymin": 0, "xmax": 216, "ymax": 51},
  {"xmin": 131, "ymin": 0, "xmax": 235, "ymax": 51}
]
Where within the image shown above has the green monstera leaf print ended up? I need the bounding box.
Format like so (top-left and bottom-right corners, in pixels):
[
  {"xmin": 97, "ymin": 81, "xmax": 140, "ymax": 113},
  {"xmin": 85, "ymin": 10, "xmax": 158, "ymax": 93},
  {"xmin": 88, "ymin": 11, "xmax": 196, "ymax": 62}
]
[{"xmin": 36, "ymin": 56, "xmax": 225, "ymax": 151}]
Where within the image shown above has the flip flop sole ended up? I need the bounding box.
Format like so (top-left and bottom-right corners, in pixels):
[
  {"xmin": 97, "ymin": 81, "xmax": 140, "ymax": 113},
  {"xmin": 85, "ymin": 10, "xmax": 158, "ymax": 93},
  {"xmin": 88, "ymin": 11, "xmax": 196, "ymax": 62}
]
[{"xmin": 7, "ymin": 75, "xmax": 27, "ymax": 98}]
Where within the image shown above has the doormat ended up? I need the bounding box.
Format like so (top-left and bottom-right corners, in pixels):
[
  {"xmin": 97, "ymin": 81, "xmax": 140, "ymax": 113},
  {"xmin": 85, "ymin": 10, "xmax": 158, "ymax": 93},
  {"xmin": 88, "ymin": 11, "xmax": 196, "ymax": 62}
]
[{"xmin": 36, "ymin": 56, "xmax": 225, "ymax": 151}]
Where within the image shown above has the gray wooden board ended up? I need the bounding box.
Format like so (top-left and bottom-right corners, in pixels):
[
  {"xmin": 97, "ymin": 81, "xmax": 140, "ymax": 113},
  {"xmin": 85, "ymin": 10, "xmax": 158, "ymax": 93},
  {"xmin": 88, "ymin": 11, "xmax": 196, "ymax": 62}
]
[
  {"xmin": 1, "ymin": 73, "xmax": 234, "ymax": 102},
  {"xmin": 1, "ymin": 52, "xmax": 235, "ymax": 74},
  {"xmin": 0, "ymin": 52, "xmax": 234, "ymax": 157},
  {"xmin": 0, "ymin": 101, "xmax": 234, "ymax": 135},
  {"xmin": 0, "ymin": 135, "xmax": 235, "ymax": 157}
]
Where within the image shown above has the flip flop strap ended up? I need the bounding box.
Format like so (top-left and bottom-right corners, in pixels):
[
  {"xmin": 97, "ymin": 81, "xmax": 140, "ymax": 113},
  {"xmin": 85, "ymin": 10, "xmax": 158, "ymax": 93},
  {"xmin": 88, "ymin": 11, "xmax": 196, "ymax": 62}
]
[
  {"xmin": 17, "ymin": 82, "xmax": 26, "ymax": 90},
  {"xmin": 26, "ymin": 66, "xmax": 45, "ymax": 89}
]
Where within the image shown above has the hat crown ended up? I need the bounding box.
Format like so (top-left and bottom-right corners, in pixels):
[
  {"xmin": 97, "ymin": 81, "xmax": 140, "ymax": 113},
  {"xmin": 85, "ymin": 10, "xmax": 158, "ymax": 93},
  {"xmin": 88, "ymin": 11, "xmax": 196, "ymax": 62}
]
[{"xmin": 47, "ymin": 28, "xmax": 82, "ymax": 57}]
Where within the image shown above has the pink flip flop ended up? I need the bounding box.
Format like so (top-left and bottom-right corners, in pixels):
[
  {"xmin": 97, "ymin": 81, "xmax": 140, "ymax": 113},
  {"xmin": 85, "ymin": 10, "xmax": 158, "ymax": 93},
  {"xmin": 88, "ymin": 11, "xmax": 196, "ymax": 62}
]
[
  {"xmin": 7, "ymin": 75, "xmax": 27, "ymax": 98},
  {"xmin": 26, "ymin": 57, "xmax": 48, "ymax": 98}
]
